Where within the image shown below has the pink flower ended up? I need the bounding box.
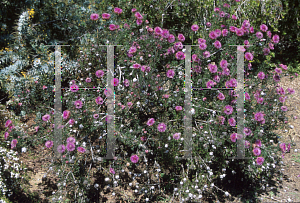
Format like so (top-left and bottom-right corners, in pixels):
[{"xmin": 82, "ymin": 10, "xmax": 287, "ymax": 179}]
[
  {"xmin": 206, "ymin": 22, "xmax": 211, "ymax": 27},
  {"xmin": 175, "ymin": 51, "xmax": 185, "ymax": 60},
  {"xmin": 130, "ymin": 154, "xmax": 139, "ymax": 163},
  {"xmin": 57, "ymin": 145, "xmax": 66, "ymax": 153},
  {"xmin": 279, "ymin": 143, "xmax": 286, "ymax": 153},
  {"xmin": 245, "ymin": 52, "xmax": 253, "ymax": 61},
  {"xmin": 243, "ymin": 20, "xmax": 251, "ymax": 28},
  {"xmin": 287, "ymin": 88, "xmax": 295, "ymax": 94},
  {"xmin": 147, "ymin": 118, "xmax": 155, "ymax": 126},
  {"xmin": 42, "ymin": 114, "xmax": 51, "ymax": 122},
  {"xmin": 279, "ymin": 64, "xmax": 288, "ymax": 70},
  {"xmin": 110, "ymin": 167, "xmax": 116, "ymax": 174},
  {"xmin": 166, "ymin": 69, "xmax": 175, "ymax": 78},
  {"xmin": 281, "ymin": 106, "xmax": 288, "ymax": 112},
  {"xmin": 133, "ymin": 63, "xmax": 141, "ymax": 69},
  {"xmin": 254, "ymin": 112, "xmax": 265, "ymax": 122},
  {"xmin": 208, "ymin": 64, "xmax": 218, "ymax": 73},
  {"xmin": 272, "ymin": 34, "xmax": 280, "ymax": 43},
  {"xmin": 168, "ymin": 34, "xmax": 175, "ymax": 43},
  {"xmin": 102, "ymin": 13, "xmax": 111, "ymax": 20},
  {"xmin": 232, "ymin": 15, "xmax": 237, "ymax": 20},
  {"xmin": 4, "ymin": 132, "xmax": 9, "ymax": 140},
  {"xmin": 214, "ymin": 40, "xmax": 222, "ymax": 49},
  {"xmin": 199, "ymin": 43, "xmax": 207, "ymax": 50},
  {"xmin": 131, "ymin": 8, "xmax": 137, "ymax": 13},
  {"xmin": 178, "ymin": 34, "xmax": 185, "ymax": 42},
  {"xmin": 90, "ymin": 13, "xmax": 99, "ymax": 20},
  {"xmin": 68, "ymin": 119, "xmax": 75, "ymax": 125},
  {"xmin": 275, "ymin": 68, "xmax": 282, "ymax": 74},
  {"xmin": 224, "ymin": 105, "xmax": 233, "ymax": 115},
  {"xmin": 127, "ymin": 102, "xmax": 133, "ymax": 108},
  {"xmin": 245, "ymin": 140, "xmax": 251, "ymax": 148},
  {"xmin": 66, "ymin": 142, "xmax": 75, "ymax": 151},
  {"xmin": 77, "ymin": 147, "xmax": 86, "ymax": 153},
  {"xmin": 198, "ymin": 38, "xmax": 206, "ymax": 44},
  {"xmin": 157, "ymin": 123, "xmax": 167, "ymax": 132},
  {"xmin": 236, "ymin": 28, "xmax": 244, "ymax": 37},
  {"xmin": 217, "ymin": 93, "xmax": 225, "ymax": 100},
  {"xmin": 173, "ymin": 133, "xmax": 181, "ymax": 140},
  {"xmin": 174, "ymin": 42, "xmax": 183, "ymax": 50},
  {"xmin": 260, "ymin": 24, "xmax": 268, "ymax": 32},
  {"xmin": 162, "ymin": 29, "xmax": 170, "ymax": 38},
  {"xmin": 93, "ymin": 114, "xmax": 99, "ymax": 119},
  {"xmin": 257, "ymin": 72, "xmax": 265, "ymax": 80},
  {"xmin": 70, "ymin": 85, "xmax": 79, "ymax": 92},
  {"xmin": 95, "ymin": 70, "xmax": 104, "ymax": 78},
  {"xmin": 229, "ymin": 26, "xmax": 236, "ymax": 32},
  {"xmin": 124, "ymin": 23, "xmax": 130, "ymax": 29},
  {"xmin": 11, "ymin": 139, "xmax": 18, "ymax": 149},
  {"xmin": 43, "ymin": 85, "xmax": 47, "ymax": 90},
  {"xmin": 203, "ymin": 51, "xmax": 210, "ymax": 58},
  {"xmin": 134, "ymin": 12, "xmax": 143, "ymax": 20},
  {"xmin": 228, "ymin": 117, "xmax": 236, "ymax": 126},
  {"xmin": 5, "ymin": 119, "xmax": 12, "ymax": 128},
  {"xmin": 191, "ymin": 24, "xmax": 199, "ymax": 31},
  {"xmin": 175, "ymin": 106, "xmax": 182, "ymax": 111},
  {"xmin": 256, "ymin": 157, "xmax": 264, "ymax": 165},
  {"xmin": 114, "ymin": 7, "xmax": 123, "ymax": 14},
  {"xmin": 109, "ymin": 24, "xmax": 117, "ymax": 31},
  {"xmin": 222, "ymin": 29, "xmax": 228, "ymax": 36},
  {"xmin": 85, "ymin": 78, "xmax": 91, "ymax": 83},
  {"xmin": 154, "ymin": 27, "xmax": 163, "ymax": 35},
  {"xmin": 67, "ymin": 137, "xmax": 76, "ymax": 144},
  {"xmin": 95, "ymin": 96, "xmax": 103, "ymax": 105},
  {"xmin": 206, "ymin": 80, "xmax": 215, "ymax": 88},
  {"xmin": 123, "ymin": 79, "xmax": 130, "ymax": 87},
  {"xmin": 256, "ymin": 32, "xmax": 263, "ymax": 39},
  {"xmin": 209, "ymin": 31, "xmax": 217, "ymax": 39},
  {"xmin": 111, "ymin": 78, "xmax": 119, "ymax": 86},
  {"xmin": 74, "ymin": 100, "xmax": 83, "ymax": 109},
  {"xmin": 45, "ymin": 140, "xmax": 53, "ymax": 148},
  {"xmin": 253, "ymin": 148, "xmax": 261, "ymax": 156},
  {"xmin": 63, "ymin": 110, "xmax": 71, "ymax": 120},
  {"xmin": 230, "ymin": 133, "xmax": 237, "ymax": 142}
]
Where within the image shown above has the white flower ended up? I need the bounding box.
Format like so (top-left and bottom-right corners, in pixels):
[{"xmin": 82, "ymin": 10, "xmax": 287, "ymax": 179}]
[
  {"xmin": 133, "ymin": 78, "xmax": 137, "ymax": 82},
  {"xmin": 225, "ymin": 191, "xmax": 229, "ymax": 196}
]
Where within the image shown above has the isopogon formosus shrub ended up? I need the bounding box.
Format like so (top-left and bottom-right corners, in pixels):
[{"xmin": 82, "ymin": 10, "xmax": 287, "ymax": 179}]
[{"xmin": 4, "ymin": 4, "xmax": 297, "ymax": 203}]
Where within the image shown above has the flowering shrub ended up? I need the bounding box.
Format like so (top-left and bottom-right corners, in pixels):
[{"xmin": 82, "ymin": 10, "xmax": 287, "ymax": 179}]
[{"xmin": 3, "ymin": 3, "xmax": 297, "ymax": 203}]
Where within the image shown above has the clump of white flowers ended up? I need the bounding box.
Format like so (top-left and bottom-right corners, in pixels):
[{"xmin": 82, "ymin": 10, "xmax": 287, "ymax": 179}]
[{"xmin": 0, "ymin": 146, "xmax": 23, "ymax": 198}]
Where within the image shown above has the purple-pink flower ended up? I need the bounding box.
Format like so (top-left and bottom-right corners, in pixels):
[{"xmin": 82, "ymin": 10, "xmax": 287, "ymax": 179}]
[
  {"xmin": 70, "ymin": 85, "xmax": 79, "ymax": 92},
  {"xmin": 67, "ymin": 137, "xmax": 76, "ymax": 144},
  {"xmin": 11, "ymin": 139, "xmax": 18, "ymax": 149},
  {"xmin": 217, "ymin": 93, "xmax": 225, "ymax": 100},
  {"xmin": 42, "ymin": 114, "xmax": 51, "ymax": 122},
  {"xmin": 230, "ymin": 133, "xmax": 237, "ymax": 142},
  {"xmin": 147, "ymin": 118, "xmax": 155, "ymax": 126},
  {"xmin": 228, "ymin": 117, "xmax": 236, "ymax": 126},
  {"xmin": 166, "ymin": 69, "xmax": 175, "ymax": 78},
  {"xmin": 256, "ymin": 32, "xmax": 263, "ymax": 39},
  {"xmin": 272, "ymin": 34, "xmax": 280, "ymax": 43},
  {"xmin": 77, "ymin": 147, "xmax": 86, "ymax": 153},
  {"xmin": 5, "ymin": 119, "xmax": 12, "ymax": 128},
  {"xmin": 63, "ymin": 110, "xmax": 71, "ymax": 120},
  {"xmin": 281, "ymin": 106, "xmax": 288, "ymax": 111},
  {"xmin": 178, "ymin": 34, "xmax": 185, "ymax": 42},
  {"xmin": 95, "ymin": 70, "xmax": 104, "ymax": 78},
  {"xmin": 4, "ymin": 132, "xmax": 9, "ymax": 140},
  {"xmin": 45, "ymin": 140, "xmax": 53, "ymax": 148},
  {"xmin": 245, "ymin": 52, "xmax": 253, "ymax": 61},
  {"xmin": 203, "ymin": 51, "xmax": 210, "ymax": 58},
  {"xmin": 95, "ymin": 96, "xmax": 103, "ymax": 105},
  {"xmin": 257, "ymin": 71, "xmax": 265, "ymax": 80},
  {"xmin": 134, "ymin": 12, "xmax": 143, "ymax": 20},
  {"xmin": 157, "ymin": 123, "xmax": 167, "ymax": 132},
  {"xmin": 90, "ymin": 13, "xmax": 99, "ymax": 20},
  {"xmin": 191, "ymin": 24, "xmax": 199, "ymax": 31},
  {"xmin": 175, "ymin": 106, "xmax": 182, "ymax": 111},
  {"xmin": 224, "ymin": 105, "xmax": 233, "ymax": 115},
  {"xmin": 130, "ymin": 154, "xmax": 139, "ymax": 163},
  {"xmin": 74, "ymin": 100, "xmax": 83, "ymax": 109},
  {"xmin": 260, "ymin": 24, "xmax": 268, "ymax": 32},
  {"xmin": 173, "ymin": 133, "xmax": 181, "ymax": 140},
  {"xmin": 102, "ymin": 13, "xmax": 111, "ymax": 20},
  {"xmin": 110, "ymin": 167, "xmax": 116, "ymax": 174},
  {"xmin": 175, "ymin": 51, "xmax": 185, "ymax": 60},
  {"xmin": 57, "ymin": 144, "xmax": 66, "ymax": 153},
  {"xmin": 214, "ymin": 40, "xmax": 222, "ymax": 49},
  {"xmin": 93, "ymin": 114, "xmax": 99, "ymax": 119},
  {"xmin": 66, "ymin": 142, "xmax": 75, "ymax": 152},
  {"xmin": 199, "ymin": 43, "xmax": 207, "ymax": 50},
  {"xmin": 253, "ymin": 148, "xmax": 261, "ymax": 156},
  {"xmin": 208, "ymin": 64, "xmax": 218, "ymax": 73},
  {"xmin": 114, "ymin": 7, "xmax": 123, "ymax": 14},
  {"xmin": 256, "ymin": 157, "xmax": 264, "ymax": 165}
]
